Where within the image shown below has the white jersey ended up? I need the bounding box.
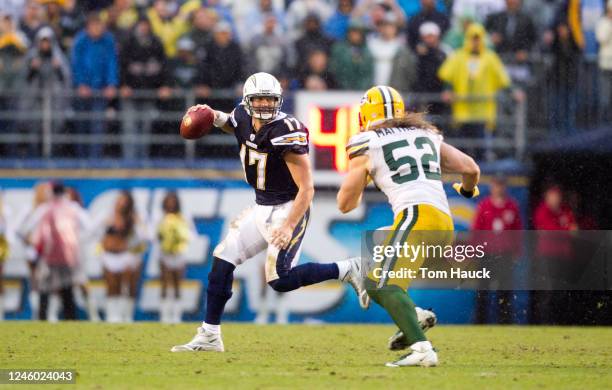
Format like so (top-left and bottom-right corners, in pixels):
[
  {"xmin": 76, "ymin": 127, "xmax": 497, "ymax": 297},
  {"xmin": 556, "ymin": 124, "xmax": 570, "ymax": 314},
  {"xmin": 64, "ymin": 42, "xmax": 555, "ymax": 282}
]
[{"xmin": 347, "ymin": 127, "xmax": 451, "ymax": 217}]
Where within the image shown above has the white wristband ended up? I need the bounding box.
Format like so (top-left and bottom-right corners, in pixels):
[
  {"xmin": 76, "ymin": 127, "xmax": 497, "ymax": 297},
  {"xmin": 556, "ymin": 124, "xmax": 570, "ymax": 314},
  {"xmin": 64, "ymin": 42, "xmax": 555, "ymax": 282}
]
[{"xmin": 214, "ymin": 111, "xmax": 229, "ymax": 128}]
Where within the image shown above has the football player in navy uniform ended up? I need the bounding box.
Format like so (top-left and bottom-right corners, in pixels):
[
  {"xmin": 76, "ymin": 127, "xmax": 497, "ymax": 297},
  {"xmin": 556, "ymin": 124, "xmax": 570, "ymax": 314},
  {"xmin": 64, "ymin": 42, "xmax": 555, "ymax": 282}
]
[{"xmin": 172, "ymin": 72, "xmax": 366, "ymax": 352}]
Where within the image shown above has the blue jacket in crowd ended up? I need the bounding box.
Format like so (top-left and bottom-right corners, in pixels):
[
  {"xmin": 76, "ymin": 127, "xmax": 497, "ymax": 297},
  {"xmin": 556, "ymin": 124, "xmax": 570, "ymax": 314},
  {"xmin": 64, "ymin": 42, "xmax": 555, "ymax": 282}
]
[{"xmin": 71, "ymin": 30, "xmax": 118, "ymax": 90}]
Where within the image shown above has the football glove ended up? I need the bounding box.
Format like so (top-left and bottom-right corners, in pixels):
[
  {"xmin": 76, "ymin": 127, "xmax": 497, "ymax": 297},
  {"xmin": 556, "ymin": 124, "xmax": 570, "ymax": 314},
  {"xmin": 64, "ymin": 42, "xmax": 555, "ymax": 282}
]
[{"xmin": 452, "ymin": 182, "xmax": 480, "ymax": 199}]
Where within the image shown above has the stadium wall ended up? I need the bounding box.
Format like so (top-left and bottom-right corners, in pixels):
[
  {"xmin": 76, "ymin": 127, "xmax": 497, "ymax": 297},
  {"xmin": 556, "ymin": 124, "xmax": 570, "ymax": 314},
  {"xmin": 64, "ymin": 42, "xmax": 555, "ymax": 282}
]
[{"xmin": 0, "ymin": 171, "xmax": 528, "ymax": 324}]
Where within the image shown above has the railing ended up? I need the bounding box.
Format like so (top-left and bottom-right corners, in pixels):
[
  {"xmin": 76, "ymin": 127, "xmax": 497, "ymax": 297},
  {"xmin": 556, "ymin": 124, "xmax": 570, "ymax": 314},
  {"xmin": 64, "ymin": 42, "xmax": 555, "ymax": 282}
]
[
  {"xmin": 0, "ymin": 54, "xmax": 606, "ymax": 164},
  {"xmin": 0, "ymin": 87, "xmax": 532, "ymax": 163}
]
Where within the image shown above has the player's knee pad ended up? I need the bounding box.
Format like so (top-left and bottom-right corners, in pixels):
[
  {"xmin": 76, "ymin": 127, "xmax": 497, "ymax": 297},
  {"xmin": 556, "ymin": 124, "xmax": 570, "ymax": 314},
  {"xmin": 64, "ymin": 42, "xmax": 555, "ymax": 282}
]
[{"xmin": 207, "ymin": 258, "xmax": 235, "ymax": 299}]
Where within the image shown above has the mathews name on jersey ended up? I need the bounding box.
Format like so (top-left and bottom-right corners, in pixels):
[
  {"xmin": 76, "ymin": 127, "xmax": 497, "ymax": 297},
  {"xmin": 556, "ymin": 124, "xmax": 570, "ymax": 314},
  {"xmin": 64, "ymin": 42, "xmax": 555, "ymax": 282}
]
[
  {"xmin": 346, "ymin": 126, "xmax": 450, "ymax": 217},
  {"xmin": 229, "ymin": 104, "xmax": 309, "ymax": 206}
]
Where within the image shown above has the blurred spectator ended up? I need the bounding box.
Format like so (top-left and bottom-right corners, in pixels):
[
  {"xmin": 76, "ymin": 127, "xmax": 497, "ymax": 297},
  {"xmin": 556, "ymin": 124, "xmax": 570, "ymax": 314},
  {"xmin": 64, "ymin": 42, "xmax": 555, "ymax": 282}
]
[
  {"xmin": 196, "ymin": 21, "xmax": 243, "ymax": 111},
  {"xmin": 398, "ymin": 0, "xmax": 446, "ymax": 18},
  {"xmin": 596, "ymin": 1, "xmax": 612, "ymax": 122},
  {"xmin": 156, "ymin": 35, "xmax": 198, "ymax": 157},
  {"xmin": 100, "ymin": 0, "xmax": 140, "ymax": 46},
  {"xmin": 28, "ymin": 182, "xmax": 92, "ymax": 321},
  {"xmin": 0, "ymin": 14, "xmax": 28, "ymax": 150},
  {"xmin": 286, "ymin": 0, "xmax": 334, "ymax": 40},
  {"xmin": 187, "ymin": 7, "xmax": 217, "ymax": 62},
  {"xmin": 71, "ymin": 13, "xmax": 118, "ymax": 158},
  {"xmin": 246, "ymin": 13, "xmax": 292, "ymax": 81},
  {"xmin": 533, "ymin": 185, "xmax": 577, "ymax": 231},
  {"xmin": 146, "ymin": 0, "xmax": 191, "ymax": 58},
  {"xmin": 18, "ymin": 27, "xmax": 71, "ymax": 158},
  {"xmin": 237, "ymin": 0, "xmax": 286, "ymax": 46},
  {"xmin": 413, "ymin": 22, "xmax": 446, "ymax": 115},
  {"xmin": 232, "ymin": 0, "xmax": 284, "ymax": 30},
  {"xmin": 367, "ymin": 14, "xmax": 416, "ymax": 91},
  {"xmin": 452, "ymin": 0, "xmax": 506, "ymax": 24},
  {"xmin": 295, "ymin": 13, "xmax": 334, "ymax": 75},
  {"xmin": 169, "ymin": 36, "xmax": 199, "ymax": 89},
  {"xmin": 329, "ymin": 19, "xmax": 373, "ymax": 90},
  {"xmin": 547, "ymin": 21, "xmax": 581, "ymax": 135},
  {"xmin": 353, "ymin": 0, "xmax": 407, "ymax": 31},
  {"xmin": 485, "ymin": 0, "xmax": 536, "ymax": 57},
  {"xmin": 471, "ymin": 175, "xmax": 522, "ymax": 323},
  {"xmin": 406, "ymin": 0, "xmax": 450, "ymax": 50},
  {"xmin": 581, "ymin": 0, "xmax": 605, "ymax": 57},
  {"xmin": 201, "ymin": 0, "xmax": 235, "ymax": 29},
  {"xmin": 531, "ymin": 185, "xmax": 577, "ymax": 324},
  {"xmin": 299, "ymin": 49, "xmax": 338, "ymax": 90},
  {"xmin": 324, "ymin": 0, "xmax": 355, "ymax": 41},
  {"xmin": 444, "ymin": 12, "xmax": 478, "ymax": 50},
  {"xmin": 101, "ymin": 0, "xmax": 139, "ymax": 31},
  {"xmin": 0, "ymin": 0, "xmax": 27, "ymax": 23},
  {"xmin": 485, "ymin": 0, "xmax": 536, "ymax": 86},
  {"xmin": 0, "ymin": 15, "xmax": 28, "ymax": 81},
  {"xmin": 16, "ymin": 181, "xmax": 51, "ymax": 320},
  {"xmin": 157, "ymin": 192, "xmax": 191, "ymax": 323},
  {"xmin": 41, "ymin": 0, "xmax": 86, "ymax": 50},
  {"xmin": 119, "ymin": 17, "xmax": 171, "ymax": 160},
  {"xmin": 19, "ymin": 0, "xmax": 44, "ymax": 44},
  {"xmin": 82, "ymin": 0, "xmax": 114, "ymax": 11},
  {"xmin": 473, "ymin": 176, "xmax": 522, "ymax": 232},
  {"xmin": 53, "ymin": 0, "xmax": 86, "ymax": 50},
  {"xmin": 438, "ymin": 23, "xmax": 511, "ymax": 160},
  {"xmin": 42, "ymin": 0, "xmax": 64, "ymax": 39}
]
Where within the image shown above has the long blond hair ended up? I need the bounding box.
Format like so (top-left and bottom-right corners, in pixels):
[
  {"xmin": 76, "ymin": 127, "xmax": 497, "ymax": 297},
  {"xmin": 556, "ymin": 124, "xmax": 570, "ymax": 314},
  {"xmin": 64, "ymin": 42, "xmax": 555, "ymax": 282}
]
[{"xmin": 367, "ymin": 111, "xmax": 441, "ymax": 134}]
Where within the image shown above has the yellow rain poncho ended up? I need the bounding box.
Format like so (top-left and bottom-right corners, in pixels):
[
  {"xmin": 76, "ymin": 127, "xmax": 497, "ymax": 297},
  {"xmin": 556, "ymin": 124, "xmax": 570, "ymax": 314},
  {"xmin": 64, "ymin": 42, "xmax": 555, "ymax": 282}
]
[{"xmin": 438, "ymin": 24, "xmax": 510, "ymax": 129}]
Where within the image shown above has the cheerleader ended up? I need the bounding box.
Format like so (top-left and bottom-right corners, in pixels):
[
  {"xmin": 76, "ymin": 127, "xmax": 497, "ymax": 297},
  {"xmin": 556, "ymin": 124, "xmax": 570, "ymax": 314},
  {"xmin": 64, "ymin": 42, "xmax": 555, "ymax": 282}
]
[
  {"xmin": 157, "ymin": 192, "xmax": 191, "ymax": 323},
  {"xmin": 101, "ymin": 190, "xmax": 147, "ymax": 323}
]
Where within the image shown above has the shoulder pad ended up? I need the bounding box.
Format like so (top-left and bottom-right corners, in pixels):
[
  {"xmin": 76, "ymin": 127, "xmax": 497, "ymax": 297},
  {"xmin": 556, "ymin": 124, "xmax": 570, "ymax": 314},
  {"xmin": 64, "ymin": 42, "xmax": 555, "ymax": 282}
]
[{"xmin": 346, "ymin": 132, "xmax": 373, "ymax": 159}]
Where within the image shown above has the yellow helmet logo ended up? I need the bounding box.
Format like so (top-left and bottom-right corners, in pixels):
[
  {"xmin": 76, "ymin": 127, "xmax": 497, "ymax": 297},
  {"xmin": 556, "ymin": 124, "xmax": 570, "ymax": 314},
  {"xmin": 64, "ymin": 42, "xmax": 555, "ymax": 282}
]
[{"xmin": 359, "ymin": 86, "xmax": 405, "ymax": 130}]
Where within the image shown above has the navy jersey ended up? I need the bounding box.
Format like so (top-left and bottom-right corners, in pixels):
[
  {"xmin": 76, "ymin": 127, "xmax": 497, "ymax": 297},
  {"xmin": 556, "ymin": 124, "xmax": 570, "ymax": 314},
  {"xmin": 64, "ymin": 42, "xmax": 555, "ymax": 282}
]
[{"xmin": 229, "ymin": 104, "xmax": 309, "ymax": 205}]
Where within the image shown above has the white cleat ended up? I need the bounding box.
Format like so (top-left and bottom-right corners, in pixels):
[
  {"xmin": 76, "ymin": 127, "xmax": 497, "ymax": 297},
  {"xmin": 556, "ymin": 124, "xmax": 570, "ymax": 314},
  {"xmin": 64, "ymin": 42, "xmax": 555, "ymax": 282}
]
[
  {"xmin": 386, "ymin": 341, "xmax": 438, "ymax": 367},
  {"xmin": 341, "ymin": 257, "xmax": 370, "ymax": 309},
  {"xmin": 170, "ymin": 327, "xmax": 225, "ymax": 352},
  {"xmin": 388, "ymin": 307, "xmax": 437, "ymax": 351}
]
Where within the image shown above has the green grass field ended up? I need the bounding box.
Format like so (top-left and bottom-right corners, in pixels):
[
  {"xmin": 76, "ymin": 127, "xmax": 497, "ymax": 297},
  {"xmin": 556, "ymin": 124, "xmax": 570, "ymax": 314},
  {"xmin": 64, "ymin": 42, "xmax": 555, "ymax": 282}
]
[{"xmin": 1, "ymin": 323, "xmax": 611, "ymax": 389}]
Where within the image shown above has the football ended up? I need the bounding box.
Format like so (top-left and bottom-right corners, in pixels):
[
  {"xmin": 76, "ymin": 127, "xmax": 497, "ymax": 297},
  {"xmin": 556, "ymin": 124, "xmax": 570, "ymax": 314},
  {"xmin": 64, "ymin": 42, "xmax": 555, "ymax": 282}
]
[{"xmin": 180, "ymin": 105, "xmax": 215, "ymax": 140}]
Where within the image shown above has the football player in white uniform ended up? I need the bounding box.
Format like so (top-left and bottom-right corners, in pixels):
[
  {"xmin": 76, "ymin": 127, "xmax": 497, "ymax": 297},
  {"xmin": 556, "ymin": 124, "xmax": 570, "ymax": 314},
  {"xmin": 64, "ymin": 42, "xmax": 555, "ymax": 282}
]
[{"xmin": 338, "ymin": 86, "xmax": 481, "ymax": 367}]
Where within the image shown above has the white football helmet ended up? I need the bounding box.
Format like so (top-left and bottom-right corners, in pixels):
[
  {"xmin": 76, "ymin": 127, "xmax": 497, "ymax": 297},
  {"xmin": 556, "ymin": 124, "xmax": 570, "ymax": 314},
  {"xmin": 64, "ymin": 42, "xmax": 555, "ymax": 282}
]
[{"xmin": 242, "ymin": 72, "xmax": 283, "ymax": 120}]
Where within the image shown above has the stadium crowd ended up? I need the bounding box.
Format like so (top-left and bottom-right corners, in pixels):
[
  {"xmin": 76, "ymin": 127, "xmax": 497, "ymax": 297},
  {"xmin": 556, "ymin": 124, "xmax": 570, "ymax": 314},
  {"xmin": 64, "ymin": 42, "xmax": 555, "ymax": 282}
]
[{"xmin": 0, "ymin": 0, "xmax": 607, "ymax": 159}]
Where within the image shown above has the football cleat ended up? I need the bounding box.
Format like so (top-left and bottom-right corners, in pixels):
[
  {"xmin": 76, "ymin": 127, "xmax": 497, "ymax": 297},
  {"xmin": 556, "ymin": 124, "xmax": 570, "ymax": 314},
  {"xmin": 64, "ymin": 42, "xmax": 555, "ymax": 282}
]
[
  {"xmin": 341, "ymin": 257, "xmax": 370, "ymax": 309},
  {"xmin": 170, "ymin": 327, "xmax": 224, "ymax": 352},
  {"xmin": 388, "ymin": 307, "xmax": 437, "ymax": 351},
  {"xmin": 385, "ymin": 342, "xmax": 438, "ymax": 367}
]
